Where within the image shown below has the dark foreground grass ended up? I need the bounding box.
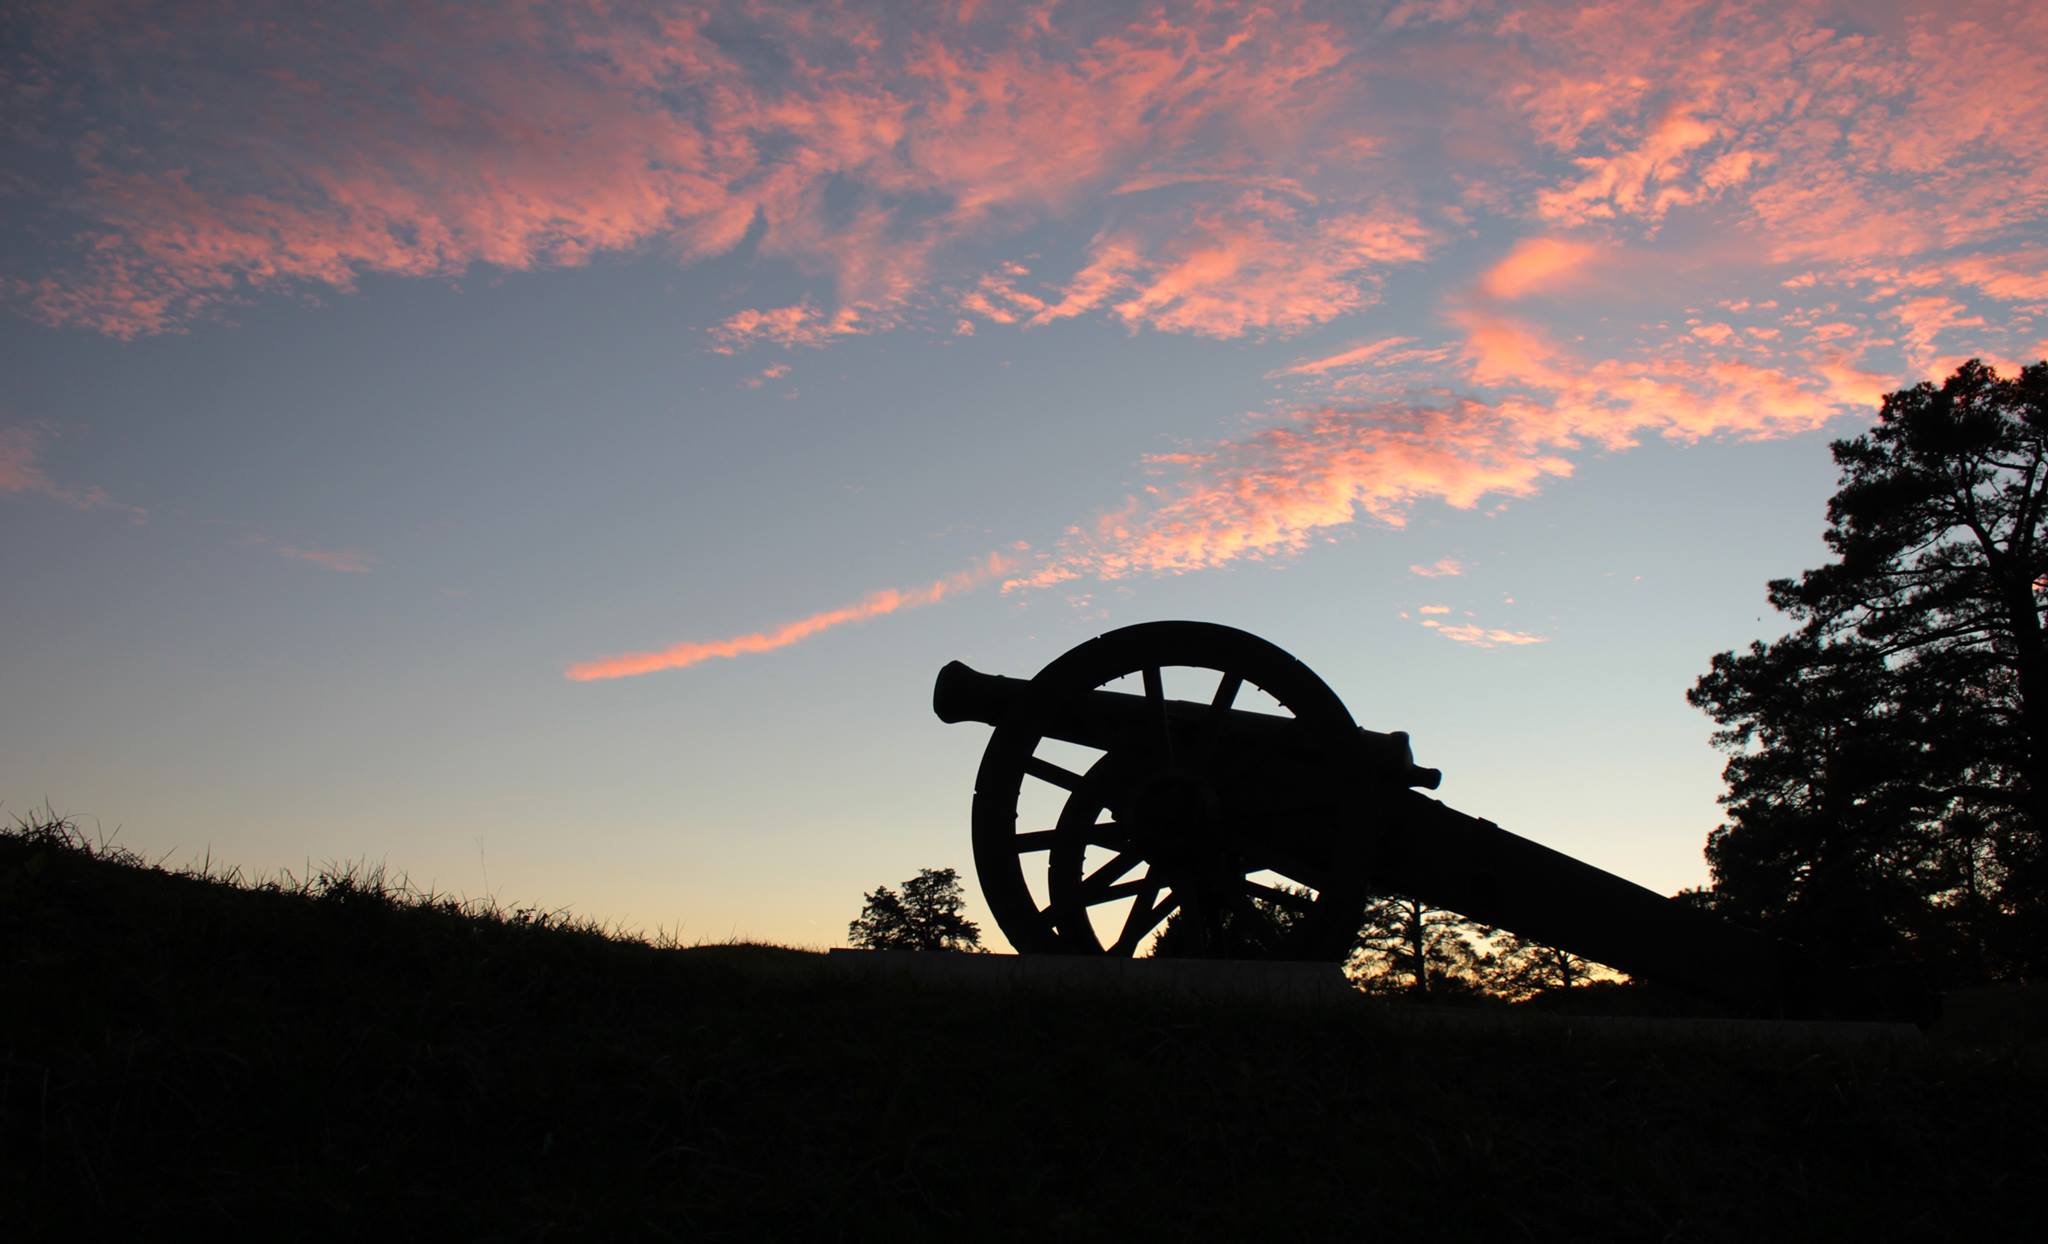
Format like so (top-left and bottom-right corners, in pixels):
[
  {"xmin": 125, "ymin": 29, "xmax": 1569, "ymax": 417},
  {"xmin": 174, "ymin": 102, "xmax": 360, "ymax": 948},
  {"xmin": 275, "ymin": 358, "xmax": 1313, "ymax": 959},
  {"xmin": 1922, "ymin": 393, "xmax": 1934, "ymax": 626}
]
[{"xmin": 5, "ymin": 814, "xmax": 2044, "ymax": 1240}]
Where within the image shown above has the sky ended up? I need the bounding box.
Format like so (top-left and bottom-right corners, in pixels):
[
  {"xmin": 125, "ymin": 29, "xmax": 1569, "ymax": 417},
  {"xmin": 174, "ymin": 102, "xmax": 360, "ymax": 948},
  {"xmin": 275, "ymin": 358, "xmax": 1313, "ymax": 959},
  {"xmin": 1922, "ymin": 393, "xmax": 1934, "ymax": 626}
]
[{"xmin": 4, "ymin": 0, "xmax": 2046, "ymax": 950}]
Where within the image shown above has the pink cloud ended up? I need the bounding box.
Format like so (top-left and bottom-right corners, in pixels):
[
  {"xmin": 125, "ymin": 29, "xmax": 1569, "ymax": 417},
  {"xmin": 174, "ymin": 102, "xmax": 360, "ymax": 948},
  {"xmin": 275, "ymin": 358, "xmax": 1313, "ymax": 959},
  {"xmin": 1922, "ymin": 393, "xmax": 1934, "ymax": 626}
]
[
  {"xmin": 1887, "ymin": 296, "xmax": 1987, "ymax": 371},
  {"xmin": 991, "ymin": 196, "xmax": 1433, "ymax": 340},
  {"xmin": 1272, "ymin": 337, "xmax": 1420, "ymax": 377},
  {"xmin": 14, "ymin": 0, "xmax": 2045, "ymax": 381},
  {"xmin": 1477, "ymin": 238, "xmax": 1596, "ymax": 301},
  {"xmin": 237, "ymin": 531, "xmax": 375, "ymax": 573},
  {"xmin": 1009, "ymin": 400, "xmax": 1573, "ymax": 584},
  {"xmin": 0, "ymin": 423, "xmax": 145, "ymax": 522},
  {"xmin": 1421, "ymin": 620, "xmax": 1548, "ymax": 648},
  {"xmin": 1096, "ymin": 200, "xmax": 1433, "ymax": 338},
  {"xmin": 1410, "ymin": 558, "xmax": 1465, "ymax": 577},
  {"xmin": 711, "ymin": 304, "xmax": 868, "ymax": 354},
  {"xmin": 566, "ymin": 551, "xmax": 1017, "ymax": 680},
  {"xmin": 9, "ymin": 2, "xmax": 1400, "ymax": 345},
  {"xmin": 1534, "ymin": 105, "xmax": 1721, "ymax": 226}
]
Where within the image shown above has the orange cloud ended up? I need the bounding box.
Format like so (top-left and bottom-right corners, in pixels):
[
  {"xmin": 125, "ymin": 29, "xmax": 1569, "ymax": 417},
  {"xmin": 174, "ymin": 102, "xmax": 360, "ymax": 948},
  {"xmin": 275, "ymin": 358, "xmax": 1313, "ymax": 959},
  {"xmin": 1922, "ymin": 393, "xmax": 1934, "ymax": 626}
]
[
  {"xmin": 1478, "ymin": 238, "xmax": 1596, "ymax": 300},
  {"xmin": 1409, "ymin": 558, "xmax": 1464, "ymax": 577},
  {"xmin": 1887, "ymin": 296, "xmax": 1987, "ymax": 371},
  {"xmin": 1535, "ymin": 104, "xmax": 1720, "ymax": 225},
  {"xmin": 1016, "ymin": 401, "xmax": 1572, "ymax": 583},
  {"xmin": 711, "ymin": 304, "xmax": 870, "ymax": 353},
  {"xmin": 566, "ymin": 551, "xmax": 1017, "ymax": 681},
  {"xmin": 11, "ymin": 2, "xmax": 1395, "ymax": 343},
  {"xmin": 1272, "ymin": 337, "xmax": 1419, "ymax": 377},
  {"xmin": 1421, "ymin": 620, "xmax": 1548, "ymax": 648},
  {"xmin": 1001, "ymin": 196, "xmax": 1433, "ymax": 340}
]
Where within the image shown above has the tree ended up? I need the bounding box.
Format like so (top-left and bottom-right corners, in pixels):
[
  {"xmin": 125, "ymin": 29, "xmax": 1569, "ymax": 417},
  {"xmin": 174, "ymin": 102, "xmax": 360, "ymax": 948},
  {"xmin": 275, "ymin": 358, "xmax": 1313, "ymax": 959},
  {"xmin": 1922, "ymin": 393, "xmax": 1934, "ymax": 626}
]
[
  {"xmin": 1690, "ymin": 359, "xmax": 2048, "ymax": 979},
  {"xmin": 1484, "ymin": 932, "xmax": 1614, "ymax": 1002},
  {"xmin": 1145, "ymin": 885, "xmax": 1307, "ymax": 958},
  {"xmin": 847, "ymin": 867, "xmax": 983, "ymax": 952},
  {"xmin": 1347, "ymin": 895, "xmax": 1488, "ymax": 997}
]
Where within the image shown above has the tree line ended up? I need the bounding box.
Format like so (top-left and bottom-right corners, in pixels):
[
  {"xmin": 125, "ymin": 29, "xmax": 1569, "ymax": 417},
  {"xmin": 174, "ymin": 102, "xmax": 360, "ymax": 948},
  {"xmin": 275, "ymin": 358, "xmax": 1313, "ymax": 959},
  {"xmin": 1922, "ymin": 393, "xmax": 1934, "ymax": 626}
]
[{"xmin": 848, "ymin": 868, "xmax": 1608, "ymax": 1001}]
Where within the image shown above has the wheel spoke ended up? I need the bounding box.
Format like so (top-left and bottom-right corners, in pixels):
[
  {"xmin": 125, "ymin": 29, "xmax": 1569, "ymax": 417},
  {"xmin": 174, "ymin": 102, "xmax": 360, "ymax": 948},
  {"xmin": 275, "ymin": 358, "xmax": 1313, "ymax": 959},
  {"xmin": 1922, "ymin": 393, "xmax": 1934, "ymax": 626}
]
[
  {"xmin": 1140, "ymin": 665, "xmax": 1174, "ymax": 764},
  {"xmin": 1024, "ymin": 755, "xmax": 1083, "ymax": 790},
  {"xmin": 1092, "ymin": 875, "xmax": 1160, "ymax": 904},
  {"xmin": 1196, "ymin": 671, "xmax": 1244, "ymax": 763},
  {"xmin": 1077, "ymin": 851, "xmax": 1145, "ymax": 900},
  {"xmin": 1112, "ymin": 882, "xmax": 1177, "ymax": 955},
  {"xmin": 1016, "ymin": 822, "xmax": 1125, "ymax": 854},
  {"xmin": 1211, "ymin": 672, "xmax": 1243, "ymax": 713},
  {"xmin": 1243, "ymin": 879, "xmax": 1314, "ymax": 913},
  {"xmin": 1089, "ymin": 820, "xmax": 1132, "ymax": 851}
]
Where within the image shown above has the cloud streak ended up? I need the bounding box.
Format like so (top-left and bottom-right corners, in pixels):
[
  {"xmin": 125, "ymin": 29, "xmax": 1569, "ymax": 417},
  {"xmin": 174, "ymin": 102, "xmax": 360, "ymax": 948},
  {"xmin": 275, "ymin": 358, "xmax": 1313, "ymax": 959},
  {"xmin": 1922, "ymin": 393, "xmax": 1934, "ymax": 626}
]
[
  {"xmin": 0, "ymin": 423, "xmax": 144, "ymax": 522},
  {"xmin": 566, "ymin": 551, "xmax": 1017, "ymax": 681}
]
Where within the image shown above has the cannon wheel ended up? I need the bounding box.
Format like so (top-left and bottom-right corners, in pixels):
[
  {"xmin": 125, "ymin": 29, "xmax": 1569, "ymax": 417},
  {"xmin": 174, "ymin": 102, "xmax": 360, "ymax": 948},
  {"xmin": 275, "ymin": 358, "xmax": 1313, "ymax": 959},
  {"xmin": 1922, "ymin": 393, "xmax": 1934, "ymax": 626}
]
[{"xmin": 970, "ymin": 620, "xmax": 1371, "ymax": 960}]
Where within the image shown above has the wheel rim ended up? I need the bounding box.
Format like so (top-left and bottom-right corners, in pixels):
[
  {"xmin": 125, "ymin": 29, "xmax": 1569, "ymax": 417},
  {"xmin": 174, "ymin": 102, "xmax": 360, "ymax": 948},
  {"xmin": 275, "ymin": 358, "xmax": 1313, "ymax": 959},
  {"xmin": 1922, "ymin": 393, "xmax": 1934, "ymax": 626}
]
[{"xmin": 970, "ymin": 621, "xmax": 1370, "ymax": 960}]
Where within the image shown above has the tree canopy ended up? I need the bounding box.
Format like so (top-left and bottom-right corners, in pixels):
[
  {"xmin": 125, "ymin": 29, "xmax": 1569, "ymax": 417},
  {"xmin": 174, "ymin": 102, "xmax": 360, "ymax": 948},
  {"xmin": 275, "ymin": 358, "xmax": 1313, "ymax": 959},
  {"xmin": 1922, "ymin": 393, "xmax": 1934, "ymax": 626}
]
[
  {"xmin": 847, "ymin": 867, "xmax": 983, "ymax": 952},
  {"xmin": 1347, "ymin": 895, "xmax": 1488, "ymax": 996},
  {"xmin": 1690, "ymin": 359, "xmax": 2048, "ymax": 980}
]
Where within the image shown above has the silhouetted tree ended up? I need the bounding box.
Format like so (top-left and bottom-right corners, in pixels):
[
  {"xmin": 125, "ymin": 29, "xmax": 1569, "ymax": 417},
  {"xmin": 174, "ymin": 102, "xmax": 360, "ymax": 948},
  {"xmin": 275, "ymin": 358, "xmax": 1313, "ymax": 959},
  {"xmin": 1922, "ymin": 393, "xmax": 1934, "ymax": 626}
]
[
  {"xmin": 1347, "ymin": 895, "xmax": 1488, "ymax": 996},
  {"xmin": 847, "ymin": 867, "xmax": 983, "ymax": 952},
  {"xmin": 1145, "ymin": 885, "xmax": 1306, "ymax": 958},
  {"xmin": 1691, "ymin": 359, "xmax": 2048, "ymax": 979},
  {"xmin": 1483, "ymin": 932, "xmax": 1613, "ymax": 1002}
]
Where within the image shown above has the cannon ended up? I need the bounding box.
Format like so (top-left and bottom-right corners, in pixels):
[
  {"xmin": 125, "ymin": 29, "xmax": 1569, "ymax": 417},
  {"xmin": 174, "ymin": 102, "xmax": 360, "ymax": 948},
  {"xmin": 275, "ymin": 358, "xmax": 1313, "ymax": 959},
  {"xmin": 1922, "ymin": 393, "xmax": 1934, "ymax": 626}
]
[{"xmin": 934, "ymin": 620, "xmax": 1869, "ymax": 1017}]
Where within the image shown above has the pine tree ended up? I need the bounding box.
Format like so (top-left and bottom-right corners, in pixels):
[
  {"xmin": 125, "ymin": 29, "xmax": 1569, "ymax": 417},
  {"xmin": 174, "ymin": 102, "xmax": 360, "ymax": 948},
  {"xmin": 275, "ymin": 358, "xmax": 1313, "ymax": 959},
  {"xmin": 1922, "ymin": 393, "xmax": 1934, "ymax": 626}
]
[{"xmin": 1691, "ymin": 359, "xmax": 2048, "ymax": 979}]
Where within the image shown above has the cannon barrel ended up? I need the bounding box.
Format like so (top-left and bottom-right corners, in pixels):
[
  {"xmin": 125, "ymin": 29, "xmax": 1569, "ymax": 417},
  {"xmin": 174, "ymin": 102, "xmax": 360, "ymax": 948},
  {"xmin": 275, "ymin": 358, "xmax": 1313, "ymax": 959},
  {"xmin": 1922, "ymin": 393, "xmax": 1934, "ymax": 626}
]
[
  {"xmin": 934, "ymin": 659, "xmax": 1442, "ymax": 789},
  {"xmin": 1376, "ymin": 792, "xmax": 1798, "ymax": 1009}
]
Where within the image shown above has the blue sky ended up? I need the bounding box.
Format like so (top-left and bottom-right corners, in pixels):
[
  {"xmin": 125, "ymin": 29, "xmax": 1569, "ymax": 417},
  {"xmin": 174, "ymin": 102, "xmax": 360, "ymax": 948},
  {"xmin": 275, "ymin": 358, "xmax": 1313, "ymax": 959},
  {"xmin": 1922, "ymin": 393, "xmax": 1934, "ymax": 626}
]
[{"xmin": 5, "ymin": 0, "xmax": 2044, "ymax": 948}]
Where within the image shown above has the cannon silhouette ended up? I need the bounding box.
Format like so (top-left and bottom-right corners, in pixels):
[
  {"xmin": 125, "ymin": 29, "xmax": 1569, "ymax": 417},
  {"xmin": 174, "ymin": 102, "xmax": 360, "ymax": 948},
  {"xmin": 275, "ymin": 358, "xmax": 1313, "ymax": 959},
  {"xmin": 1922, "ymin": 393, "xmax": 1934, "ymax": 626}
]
[{"xmin": 934, "ymin": 620, "xmax": 1850, "ymax": 1015}]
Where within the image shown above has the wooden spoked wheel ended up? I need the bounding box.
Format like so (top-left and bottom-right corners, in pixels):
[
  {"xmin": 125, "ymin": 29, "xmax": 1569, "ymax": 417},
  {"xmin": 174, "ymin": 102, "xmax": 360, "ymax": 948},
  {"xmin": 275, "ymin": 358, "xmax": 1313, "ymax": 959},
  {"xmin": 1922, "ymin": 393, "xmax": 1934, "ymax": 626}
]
[{"xmin": 970, "ymin": 621, "xmax": 1371, "ymax": 960}]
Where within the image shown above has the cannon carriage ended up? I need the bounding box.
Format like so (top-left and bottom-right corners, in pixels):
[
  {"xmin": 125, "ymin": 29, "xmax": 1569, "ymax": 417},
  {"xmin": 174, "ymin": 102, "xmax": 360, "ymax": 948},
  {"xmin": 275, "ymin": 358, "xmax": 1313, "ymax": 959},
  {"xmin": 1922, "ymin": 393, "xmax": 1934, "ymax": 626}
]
[{"xmin": 934, "ymin": 620, "xmax": 1860, "ymax": 1017}]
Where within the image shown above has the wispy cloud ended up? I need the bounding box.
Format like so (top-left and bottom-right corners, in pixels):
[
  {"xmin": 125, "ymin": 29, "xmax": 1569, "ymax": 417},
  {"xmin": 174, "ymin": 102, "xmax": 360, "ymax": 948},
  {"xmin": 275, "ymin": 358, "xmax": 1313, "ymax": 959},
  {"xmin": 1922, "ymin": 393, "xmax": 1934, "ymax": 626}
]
[
  {"xmin": 566, "ymin": 551, "xmax": 1017, "ymax": 681},
  {"xmin": 1477, "ymin": 238, "xmax": 1597, "ymax": 301},
  {"xmin": 1270, "ymin": 337, "xmax": 1420, "ymax": 378},
  {"xmin": 1421, "ymin": 620, "xmax": 1548, "ymax": 648},
  {"xmin": 237, "ymin": 531, "xmax": 376, "ymax": 573},
  {"xmin": 1409, "ymin": 558, "xmax": 1464, "ymax": 578},
  {"xmin": 1005, "ymin": 401, "xmax": 1573, "ymax": 588},
  {"xmin": 0, "ymin": 423, "xmax": 145, "ymax": 522}
]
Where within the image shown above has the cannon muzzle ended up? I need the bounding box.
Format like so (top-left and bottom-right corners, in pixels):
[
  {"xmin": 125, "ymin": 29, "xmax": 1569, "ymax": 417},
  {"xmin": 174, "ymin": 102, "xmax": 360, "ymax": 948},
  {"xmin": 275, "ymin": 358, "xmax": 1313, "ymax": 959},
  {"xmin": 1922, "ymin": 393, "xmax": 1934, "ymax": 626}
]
[{"xmin": 935, "ymin": 659, "xmax": 1441, "ymax": 789}]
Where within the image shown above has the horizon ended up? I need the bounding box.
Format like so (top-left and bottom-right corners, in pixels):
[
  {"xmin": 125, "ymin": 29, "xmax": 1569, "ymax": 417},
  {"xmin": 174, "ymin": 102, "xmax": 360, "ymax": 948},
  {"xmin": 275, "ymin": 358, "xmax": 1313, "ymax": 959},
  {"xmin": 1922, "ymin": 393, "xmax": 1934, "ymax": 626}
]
[{"xmin": 5, "ymin": 0, "xmax": 2046, "ymax": 949}]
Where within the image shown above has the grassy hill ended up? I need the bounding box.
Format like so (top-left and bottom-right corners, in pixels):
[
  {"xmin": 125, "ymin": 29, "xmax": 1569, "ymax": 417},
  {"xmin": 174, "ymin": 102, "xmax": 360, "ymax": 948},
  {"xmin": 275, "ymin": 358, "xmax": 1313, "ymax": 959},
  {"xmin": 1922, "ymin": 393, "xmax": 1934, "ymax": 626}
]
[{"xmin": 5, "ymin": 813, "xmax": 2044, "ymax": 1239}]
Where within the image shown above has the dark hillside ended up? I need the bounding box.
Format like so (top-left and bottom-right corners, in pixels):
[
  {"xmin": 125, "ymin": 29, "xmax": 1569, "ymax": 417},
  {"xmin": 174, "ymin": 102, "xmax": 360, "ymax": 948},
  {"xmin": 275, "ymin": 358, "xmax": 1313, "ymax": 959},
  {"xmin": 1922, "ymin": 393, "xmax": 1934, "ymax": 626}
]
[{"xmin": 5, "ymin": 818, "xmax": 2044, "ymax": 1239}]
